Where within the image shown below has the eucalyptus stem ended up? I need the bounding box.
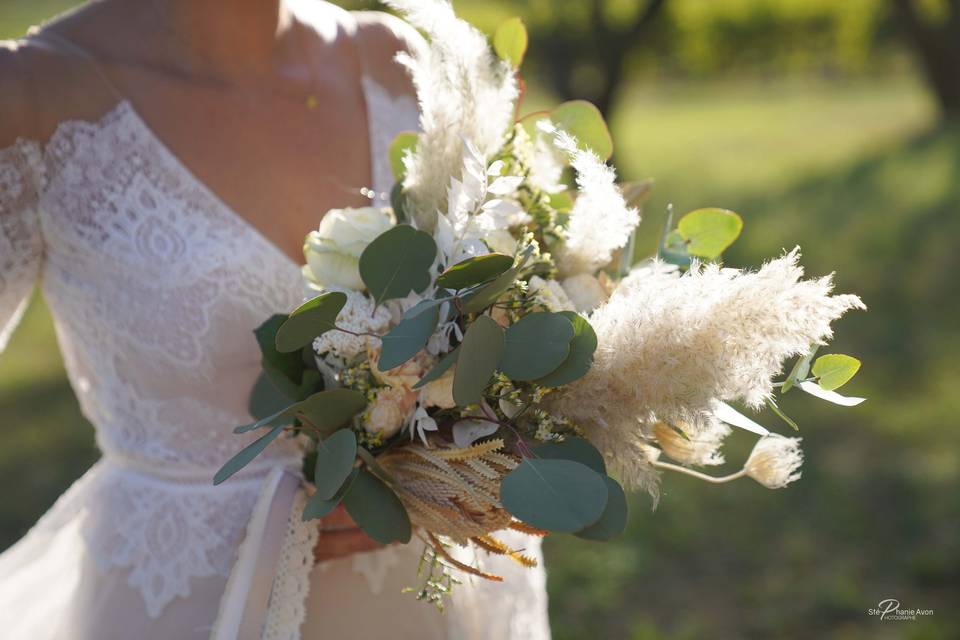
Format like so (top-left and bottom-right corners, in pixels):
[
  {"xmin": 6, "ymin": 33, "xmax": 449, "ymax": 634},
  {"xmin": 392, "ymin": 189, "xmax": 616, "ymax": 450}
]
[{"xmin": 652, "ymin": 460, "xmax": 747, "ymax": 484}]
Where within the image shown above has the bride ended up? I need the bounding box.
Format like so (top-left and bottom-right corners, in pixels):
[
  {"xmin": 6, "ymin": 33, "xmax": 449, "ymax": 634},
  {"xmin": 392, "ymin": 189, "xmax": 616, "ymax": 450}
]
[{"xmin": 0, "ymin": 0, "xmax": 549, "ymax": 637}]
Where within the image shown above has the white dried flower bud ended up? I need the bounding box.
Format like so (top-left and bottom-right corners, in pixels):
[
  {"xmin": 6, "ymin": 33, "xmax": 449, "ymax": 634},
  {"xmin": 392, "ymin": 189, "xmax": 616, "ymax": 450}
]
[
  {"xmin": 744, "ymin": 435, "xmax": 804, "ymax": 489},
  {"xmin": 365, "ymin": 386, "xmax": 417, "ymax": 439},
  {"xmin": 652, "ymin": 420, "xmax": 727, "ymax": 466}
]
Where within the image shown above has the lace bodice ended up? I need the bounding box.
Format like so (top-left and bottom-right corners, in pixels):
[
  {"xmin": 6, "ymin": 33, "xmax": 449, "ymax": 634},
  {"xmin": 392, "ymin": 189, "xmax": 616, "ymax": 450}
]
[{"xmin": 0, "ymin": 68, "xmax": 420, "ymax": 618}]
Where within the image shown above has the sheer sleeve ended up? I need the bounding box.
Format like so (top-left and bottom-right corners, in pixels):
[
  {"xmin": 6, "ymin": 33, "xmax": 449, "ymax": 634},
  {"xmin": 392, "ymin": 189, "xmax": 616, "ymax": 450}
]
[{"xmin": 0, "ymin": 139, "xmax": 45, "ymax": 352}]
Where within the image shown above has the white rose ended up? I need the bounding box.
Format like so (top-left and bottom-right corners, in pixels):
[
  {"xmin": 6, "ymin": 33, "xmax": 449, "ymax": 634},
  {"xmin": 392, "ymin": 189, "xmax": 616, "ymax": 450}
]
[
  {"xmin": 561, "ymin": 273, "xmax": 609, "ymax": 312},
  {"xmin": 303, "ymin": 207, "xmax": 395, "ymax": 290}
]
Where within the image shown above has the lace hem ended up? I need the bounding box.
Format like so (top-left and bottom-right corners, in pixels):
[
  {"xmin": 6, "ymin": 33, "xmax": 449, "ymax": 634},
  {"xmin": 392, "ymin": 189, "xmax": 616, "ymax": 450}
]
[{"xmin": 262, "ymin": 489, "xmax": 319, "ymax": 640}]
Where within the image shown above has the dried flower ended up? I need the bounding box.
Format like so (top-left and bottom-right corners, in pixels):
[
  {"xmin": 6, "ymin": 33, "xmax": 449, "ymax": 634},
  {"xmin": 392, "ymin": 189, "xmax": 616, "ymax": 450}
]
[
  {"xmin": 365, "ymin": 386, "xmax": 418, "ymax": 439},
  {"xmin": 420, "ymin": 369, "xmax": 456, "ymax": 409},
  {"xmin": 385, "ymin": 0, "xmax": 518, "ymax": 227},
  {"xmin": 651, "ymin": 419, "xmax": 729, "ymax": 467},
  {"xmin": 548, "ymin": 127, "xmax": 639, "ymax": 276},
  {"xmin": 528, "ymin": 276, "xmax": 575, "ymax": 312},
  {"xmin": 551, "ymin": 250, "xmax": 863, "ymax": 492},
  {"xmin": 312, "ymin": 289, "xmax": 392, "ymax": 363},
  {"xmin": 744, "ymin": 435, "xmax": 804, "ymax": 489}
]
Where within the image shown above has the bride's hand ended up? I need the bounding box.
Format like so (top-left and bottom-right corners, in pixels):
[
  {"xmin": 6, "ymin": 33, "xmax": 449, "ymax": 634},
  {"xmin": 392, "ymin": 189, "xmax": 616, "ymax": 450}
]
[{"xmin": 313, "ymin": 505, "xmax": 383, "ymax": 563}]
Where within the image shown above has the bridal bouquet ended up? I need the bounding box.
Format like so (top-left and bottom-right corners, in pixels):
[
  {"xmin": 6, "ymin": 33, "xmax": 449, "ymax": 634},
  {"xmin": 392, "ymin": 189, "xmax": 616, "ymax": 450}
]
[{"xmin": 215, "ymin": 0, "xmax": 866, "ymax": 604}]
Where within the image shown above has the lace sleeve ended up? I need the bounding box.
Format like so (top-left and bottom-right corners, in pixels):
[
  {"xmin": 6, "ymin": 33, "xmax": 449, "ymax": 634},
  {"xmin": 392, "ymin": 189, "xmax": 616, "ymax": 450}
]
[{"xmin": 0, "ymin": 140, "xmax": 45, "ymax": 352}]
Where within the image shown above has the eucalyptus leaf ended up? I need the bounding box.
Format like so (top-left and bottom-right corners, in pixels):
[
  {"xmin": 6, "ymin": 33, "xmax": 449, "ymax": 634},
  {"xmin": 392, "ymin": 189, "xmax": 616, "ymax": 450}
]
[
  {"xmin": 676, "ymin": 208, "xmax": 743, "ymax": 259},
  {"xmin": 500, "ymin": 312, "xmax": 575, "ymax": 381},
  {"xmin": 493, "ymin": 16, "xmax": 528, "ymax": 67},
  {"xmin": 297, "ymin": 388, "xmax": 368, "ymax": 435},
  {"xmin": 454, "ymin": 316, "xmax": 505, "ymax": 406},
  {"xmin": 552, "ymin": 100, "xmax": 613, "ymax": 160},
  {"xmin": 532, "ymin": 437, "xmax": 606, "ymax": 474},
  {"xmin": 275, "ymin": 292, "xmax": 347, "ymax": 353},
  {"xmin": 812, "ymin": 354, "xmax": 861, "ymax": 391},
  {"xmin": 534, "ymin": 312, "xmax": 597, "ymax": 387},
  {"xmin": 575, "ymin": 476, "xmax": 627, "ymax": 541},
  {"xmin": 461, "ymin": 266, "xmax": 519, "ymax": 314},
  {"xmin": 413, "ymin": 347, "xmax": 459, "ymax": 390},
  {"xmin": 359, "ymin": 225, "xmax": 437, "ymax": 307},
  {"xmin": 782, "ymin": 345, "xmax": 819, "ymax": 394},
  {"xmin": 214, "ymin": 423, "xmax": 285, "ymax": 485},
  {"xmin": 342, "ymin": 468, "xmax": 412, "ymax": 544},
  {"xmin": 249, "ymin": 372, "xmax": 297, "ymax": 422},
  {"xmin": 302, "ymin": 468, "xmax": 358, "ymax": 521},
  {"xmin": 388, "ymin": 131, "xmax": 418, "ymax": 181},
  {"xmin": 357, "ymin": 446, "xmax": 395, "ymax": 484},
  {"xmin": 255, "ymin": 314, "xmax": 304, "ymax": 396},
  {"xmin": 436, "ymin": 253, "xmax": 514, "ymax": 290},
  {"xmin": 765, "ymin": 397, "xmax": 800, "ymax": 431},
  {"xmin": 379, "ymin": 305, "xmax": 440, "ymax": 371},
  {"xmin": 313, "ymin": 429, "xmax": 358, "ymax": 500},
  {"xmin": 500, "ymin": 458, "xmax": 609, "ymax": 533}
]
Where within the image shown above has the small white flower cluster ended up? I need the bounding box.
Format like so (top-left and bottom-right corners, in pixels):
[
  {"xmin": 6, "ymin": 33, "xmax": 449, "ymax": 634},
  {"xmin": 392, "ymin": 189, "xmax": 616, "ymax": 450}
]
[
  {"xmin": 744, "ymin": 435, "xmax": 804, "ymax": 489},
  {"xmin": 312, "ymin": 289, "xmax": 392, "ymax": 365}
]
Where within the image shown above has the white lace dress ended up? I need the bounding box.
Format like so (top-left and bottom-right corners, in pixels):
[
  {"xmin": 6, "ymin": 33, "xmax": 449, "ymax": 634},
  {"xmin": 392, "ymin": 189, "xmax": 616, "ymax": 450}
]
[{"xmin": 0, "ymin": 12, "xmax": 549, "ymax": 640}]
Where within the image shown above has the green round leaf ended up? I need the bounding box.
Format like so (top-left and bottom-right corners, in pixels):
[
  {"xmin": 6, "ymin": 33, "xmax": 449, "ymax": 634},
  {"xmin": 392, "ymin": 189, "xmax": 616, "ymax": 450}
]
[
  {"xmin": 436, "ymin": 253, "xmax": 514, "ymax": 290},
  {"xmin": 359, "ymin": 225, "xmax": 437, "ymax": 307},
  {"xmin": 676, "ymin": 208, "xmax": 743, "ymax": 259},
  {"xmin": 389, "ymin": 131, "xmax": 418, "ymax": 181},
  {"xmin": 249, "ymin": 372, "xmax": 296, "ymax": 421},
  {"xmin": 812, "ymin": 353, "xmax": 861, "ymax": 391},
  {"xmin": 389, "ymin": 131, "xmax": 417, "ymax": 182},
  {"xmin": 532, "ymin": 437, "xmax": 606, "ymax": 474},
  {"xmin": 313, "ymin": 429, "xmax": 358, "ymax": 500},
  {"xmin": 493, "ymin": 16, "xmax": 528, "ymax": 68},
  {"xmin": 303, "ymin": 468, "xmax": 358, "ymax": 521},
  {"xmin": 575, "ymin": 476, "xmax": 628, "ymax": 541},
  {"xmin": 552, "ymin": 100, "xmax": 614, "ymax": 160},
  {"xmin": 275, "ymin": 292, "xmax": 347, "ymax": 353},
  {"xmin": 454, "ymin": 315, "xmax": 505, "ymax": 406},
  {"xmin": 500, "ymin": 458, "xmax": 609, "ymax": 533},
  {"xmin": 342, "ymin": 468, "xmax": 412, "ymax": 544},
  {"xmin": 214, "ymin": 423, "xmax": 285, "ymax": 485},
  {"xmin": 461, "ymin": 266, "xmax": 518, "ymax": 314},
  {"xmin": 379, "ymin": 305, "xmax": 440, "ymax": 370},
  {"xmin": 297, "ymin": 388, "xmax": 368, "ymax": 435},
  {"xmin": 500, "ymin": 312, "xmax": 575, "ymax": 381},
  {"xmin": 535, "ymin": 312, "xmax": 597, "ymax": 387},
  {"xmin": 255, "ymin": 314, "xmax": 306, "ymax": 396}
]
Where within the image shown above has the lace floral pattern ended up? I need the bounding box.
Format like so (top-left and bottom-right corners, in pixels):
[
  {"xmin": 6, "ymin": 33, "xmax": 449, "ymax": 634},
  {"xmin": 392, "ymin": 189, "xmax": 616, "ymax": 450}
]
[{"xmin": 262, "ymin": 489, "xmax": 319, "ymax": 640}]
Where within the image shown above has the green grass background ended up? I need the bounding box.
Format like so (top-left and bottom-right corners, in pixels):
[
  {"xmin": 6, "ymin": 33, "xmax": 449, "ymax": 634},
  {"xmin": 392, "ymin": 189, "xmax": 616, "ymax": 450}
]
[{"xmin": 1, "ymin": 2, "xmax": 958, "ymax": 638}]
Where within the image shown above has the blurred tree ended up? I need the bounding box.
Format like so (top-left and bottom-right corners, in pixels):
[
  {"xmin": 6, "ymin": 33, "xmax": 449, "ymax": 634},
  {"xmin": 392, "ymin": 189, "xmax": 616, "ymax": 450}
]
[
  {"xmin": 535, "ymin": 0, "xmax": 666, "ymax": 117},
  {"xmin": 890, "ymin": 0, "xmax": 960, "ymax": 120}
]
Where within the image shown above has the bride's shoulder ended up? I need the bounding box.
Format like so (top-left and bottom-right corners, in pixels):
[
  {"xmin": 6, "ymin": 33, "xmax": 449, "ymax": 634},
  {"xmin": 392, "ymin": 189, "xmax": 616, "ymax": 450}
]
[
  {"xmin": 352, "ymin": 9, "xmax": 423, "ymax": 99},
  {"xmin": 0, "ymin": 4, "xmax": 122, "ymax": 148}
]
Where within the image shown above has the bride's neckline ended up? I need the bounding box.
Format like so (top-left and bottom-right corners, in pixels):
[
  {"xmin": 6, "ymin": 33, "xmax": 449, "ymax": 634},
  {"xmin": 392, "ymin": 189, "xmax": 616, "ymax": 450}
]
[{"xmin": 42, "ymin": 91, "xmax": 384, "ymax": 271}]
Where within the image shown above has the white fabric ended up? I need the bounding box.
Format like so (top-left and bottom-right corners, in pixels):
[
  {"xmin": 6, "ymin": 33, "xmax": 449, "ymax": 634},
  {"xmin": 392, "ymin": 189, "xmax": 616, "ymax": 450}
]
[{"xmin": 0, "ymin": 10, "xmax": 549, "ymax": 640}]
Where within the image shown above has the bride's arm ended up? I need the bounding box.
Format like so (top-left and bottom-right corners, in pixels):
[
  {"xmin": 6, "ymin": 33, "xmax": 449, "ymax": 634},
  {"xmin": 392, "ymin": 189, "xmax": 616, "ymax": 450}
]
[{"xmin": 0, "ymin": 43, "xmax": 45, "ymax": 354}]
